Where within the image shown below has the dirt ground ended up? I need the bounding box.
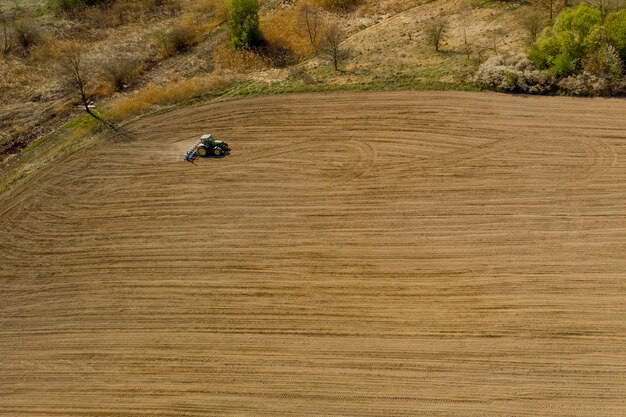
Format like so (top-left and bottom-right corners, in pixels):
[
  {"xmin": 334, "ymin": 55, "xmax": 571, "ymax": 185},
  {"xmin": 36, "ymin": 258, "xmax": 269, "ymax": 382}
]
[{"xmin": 1, "ymin": 91, "xmax": 625, "ymax": 416}]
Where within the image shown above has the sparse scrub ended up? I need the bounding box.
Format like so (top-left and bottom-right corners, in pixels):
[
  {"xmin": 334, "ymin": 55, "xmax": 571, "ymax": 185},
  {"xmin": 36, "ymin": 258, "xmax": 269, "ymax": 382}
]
[
  {"xmin": 108, "ymin": 76, "xmax": 230, "ymax": 120},
  {"xmin": 425, "ymin": 17, "xmax": 447, "ymax": 52},
  {"xmin": 153, "ymin": 22, "xmax": 201, "ymax": 59},
  {"xmin": 520, "ymin": 7, "xmax": 546, "ymax": 43},
  {"xmin": 459, "ymin": 2, "xmax": 473, "ymax": 60},
  {"xmin": 318, "ymin": 21, "xmax": 348, "ymax": 70},
  {"xmin": 211, "ymin": 42, "xmax": 270, "ymax": 73},
  {"xmin": 532, "ymin": 0, "xmax": 559, "ymax": 21},
  {"xmin": 14, "ymin": 18, "xmax": 41, "ymax": 53},
  {"xmin": 31, "ymin": 38, "xmax": 73, "ymax": 61},
  {"xmin": 316, "ymin": 0, "xmax": 361, "ymax": 11},
  {"xmin": 102, "ymin": 58, "xmax": 140, "ymax": 91},
  {"xmin": 50, "ymin": 0, "xmax": 116, "ymax": 15},
  {"xmin": 1, "ymin": 10, "xmax": 13, "ymax": 56},
  {"xmin": 227, "ymin": 0, "xmax": 262, "ymax": 49},
  {"xmin": 188, "ymin": 0, "xmax": 227, "ymax": 21},
  {"xmin": 262, "ymin": 5, "xmax": 313, "ymax": 61},
  {"xmin": 295, "ymin": 2, "xmax": 322, "ymax": 47}
]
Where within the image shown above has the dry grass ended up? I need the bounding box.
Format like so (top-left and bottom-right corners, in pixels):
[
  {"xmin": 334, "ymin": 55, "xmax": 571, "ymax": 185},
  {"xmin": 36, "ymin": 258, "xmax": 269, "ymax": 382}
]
[
  {"xmin": 186, "ymin": 0, "xmax": 227, "ymax": 22},
  {"xmin": 108, "ymin": 75, "xmax": 231, "ymax": 120},
  {"xmin": 30, "ymin": 38, "xmax": 73, "ymax": 61},
  {"xmin": 211, "ymin": 43, "xmax": 270, "ymax": 74},
  {"xmin": 261, "ymin": 5, "xmax": 315, "ymax": 60},
  {"xmin": 152, "ymin": 20, "xmax": 203, "ymax": 59}
]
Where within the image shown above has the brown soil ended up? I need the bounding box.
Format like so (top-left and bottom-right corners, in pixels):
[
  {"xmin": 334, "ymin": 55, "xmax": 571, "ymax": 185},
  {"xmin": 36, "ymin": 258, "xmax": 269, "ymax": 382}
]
[{"xmin": 1, "ymin": 91, "xmax": 625, "ymax": 416}]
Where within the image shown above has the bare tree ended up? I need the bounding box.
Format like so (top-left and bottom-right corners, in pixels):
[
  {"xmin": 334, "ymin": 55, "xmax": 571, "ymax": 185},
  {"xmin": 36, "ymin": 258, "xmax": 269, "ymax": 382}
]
[
  {"xmin": 318, "ymin": 22, "xmax": 348, "ymax": 71},
  {"xmin": 587, "ymin": 0, "xmax": 614, "ymax": 18},
  {"xmin": 62, "ymin": 50, "xmax": 119, "ymax": 132},
  {"xmin": 296, "ymin": 2, "xmax": 321, "ymax": 46},
  {"xmin": 520, "ymin": 8, "xmax": 546, "ymax": 43},
  {"xmin": 533, "ymin": 0, "xmax": 558, "ymax": 20},
  {"xmin": 459, "ymin": 3, "xmax": 473, "ymax": 60},
  {"xmin": 425, "ymin": 17, "xmax": 447, "ymax": 52},
  {"xmin": 0, "ymin": 9, "xmax": 13, "ymax": 56},
  {"xmin": 488, "ymin": 26, "xmax": 507, "ymax": 53}
]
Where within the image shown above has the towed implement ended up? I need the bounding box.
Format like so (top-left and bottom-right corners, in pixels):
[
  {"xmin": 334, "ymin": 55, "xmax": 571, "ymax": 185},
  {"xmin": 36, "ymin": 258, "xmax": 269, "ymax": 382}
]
[{"xmin": 184, "ymin": 134, "xmax": 230, "ymax": 163}]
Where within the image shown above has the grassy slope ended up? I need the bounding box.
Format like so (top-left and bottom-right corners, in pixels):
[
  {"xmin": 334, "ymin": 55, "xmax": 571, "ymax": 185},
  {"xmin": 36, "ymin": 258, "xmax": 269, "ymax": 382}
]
[{"xmin": 0, "ymin": 0, "xmax": 530, "ymax": 194}]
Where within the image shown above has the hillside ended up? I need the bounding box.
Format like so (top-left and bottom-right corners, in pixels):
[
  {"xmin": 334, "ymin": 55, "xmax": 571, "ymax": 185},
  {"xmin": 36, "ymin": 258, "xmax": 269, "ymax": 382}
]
[{"xmin": 0, "ymin": 0, "xmax": 532, "ymax": 177}]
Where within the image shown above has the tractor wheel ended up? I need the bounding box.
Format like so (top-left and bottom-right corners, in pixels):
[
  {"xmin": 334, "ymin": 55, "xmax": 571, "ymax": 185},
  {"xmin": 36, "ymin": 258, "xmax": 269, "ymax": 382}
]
[
  {"xmin": 213, "ymin": 147, "xmax": 223, "ymax": 156},
  {"xmin": 197, "ymin": 146, "xmax": 209, "ymax": 157}
]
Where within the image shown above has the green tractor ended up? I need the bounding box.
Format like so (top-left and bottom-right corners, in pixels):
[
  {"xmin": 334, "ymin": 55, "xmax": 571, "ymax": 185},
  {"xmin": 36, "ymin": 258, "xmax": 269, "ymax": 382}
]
[{"xmin": 184, "ymin": 134, "xmax": 231, "ymax": 163}]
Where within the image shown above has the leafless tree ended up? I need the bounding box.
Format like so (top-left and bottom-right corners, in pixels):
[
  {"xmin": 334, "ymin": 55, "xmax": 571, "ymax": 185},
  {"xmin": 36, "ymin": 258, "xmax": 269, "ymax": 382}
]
[
  {"xmin": 521, "ymin": 8, "xmax": 546, "ymax": 43},
  {"xmin": 318, "ymin": 22, "xmax": 348, "ymax": 71},
  {"xmin": 533, "ymin": 0, "xmax": 558, "ymax": 20},
  {"xmin": 459, "ymin": 3, "xmax": 473, "ymax": 60},
  {"xmin": 0, "ymin": 9, "xmax": 13, "ymax": 56},
  {"xmin": 62, "ymin": 50, "xmax": 120, "ymax": 132},
  {"xmin": 425, "ymin": 17, "xmax": 447, "ymax": 52},
  {"xmin": 296, "ymin": 2, "xmax": 321, "ymax": 46},
  {"xmin": 488, "ymin": 27, "xmax": 507, "ymax": 53},
  {"xmin": 587, "ymin": 0, "xmax": 615, "ymax": 18}
]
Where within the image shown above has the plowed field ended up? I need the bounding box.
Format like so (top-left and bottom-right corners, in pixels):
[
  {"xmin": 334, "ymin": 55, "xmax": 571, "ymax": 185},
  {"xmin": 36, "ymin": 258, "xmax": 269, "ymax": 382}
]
[{"xmin": 1, "ymin": 91, "xmax": 625, "ymax": 416}]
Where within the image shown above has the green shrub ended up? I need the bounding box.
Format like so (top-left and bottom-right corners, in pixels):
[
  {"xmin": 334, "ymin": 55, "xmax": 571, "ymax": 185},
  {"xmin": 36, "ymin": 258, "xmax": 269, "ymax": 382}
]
[
  {"xmin": 529, "ymin": 4, "xmax": 625, "ymax": 80},
  {"xmin": 227, "ymin": 0, "xmax": 262, "ymax": 49},
  {"xmin": 605, "ymin": 9, "xmax": 626, "ymax": 60}
]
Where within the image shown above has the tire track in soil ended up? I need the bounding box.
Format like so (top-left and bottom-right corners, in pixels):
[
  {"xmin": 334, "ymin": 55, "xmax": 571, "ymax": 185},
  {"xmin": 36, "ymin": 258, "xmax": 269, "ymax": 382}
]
[{"xmin": 1, "ymin": 91, "xmax": 626, "ymax": 417}]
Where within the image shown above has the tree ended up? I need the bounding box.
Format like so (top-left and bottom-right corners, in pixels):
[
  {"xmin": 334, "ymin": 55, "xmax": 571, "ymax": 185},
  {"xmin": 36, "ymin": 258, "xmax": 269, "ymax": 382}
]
[
  {"xmin": 533, "ymin": 0, "xmax": 559, "ymax": 21},
  {"xmin": 459, "ymin": 2, "xmax": 473, "ymax": 59},
  {"xmin": 425, "ymin": 17, "xmax": 447, "ymax": 52},
  {"xmin": 227, "ymin": 0, "xmax": 262, "ymax": 49},
  {"xmin": 529, "ymin": 4, "xmax": 625, "ymax": 79},
  {"xmin": 521, "ymin": 8, "xmax": 547, "ymax": 43},
  {"xmin": 62, "ymin": 49, "xmax": 119, "ymax": 132},
  {"xmin": 318, "ymin": 22, "xmax": 348, "ymax": 70},
  {"xmin": 296, "ymin": 2, "xmax": 321, "ymax": 47},
  {"xmin": 0, "ymin": 8, "xmax": 13, "ymax": 55}
]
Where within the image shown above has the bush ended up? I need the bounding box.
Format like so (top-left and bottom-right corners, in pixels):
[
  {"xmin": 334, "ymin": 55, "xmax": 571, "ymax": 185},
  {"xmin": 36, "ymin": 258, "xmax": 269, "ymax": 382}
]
[
  {"xmin": 529, "ymin": 4, "xmax": 625, "ymax": 80},
  {"xmin": 227, "ymin": 0, "xmax": 262, "ymax": 49},
  {"xmin": 102, "ymin": 58, "xmax": 140, "ymax": 91},
  {"xmin": 261, "ymin": 5, "xmax": 313, "ymax": 61},
  {"xmin": 558, "ymin": 71, "xmax": 611, "ymax": 95},
  {"xmin": 153, "ymin": 23, "xmax": 200, "ymax": 58},
  {"xmin": 425, "ymin": 17, "xmax": 446, "ymax": 52},
  {"xmin": 108, "ymin": 76, "xmax": 230, "ymax": 120},
  {"xmin": 520, "ymin": 7, "xmax": 546, "ymax": 43},
  {"xmin": 472, "ymin": 54, "xmax": 556, "ymax": 93},
  {"xmin": 211, "ymin": 43, "xmax": 270, "ymax": 73},
  {"xmin": 50, "ymin": 0, "xmax": 115, "ymax": 14},
  {"xmin": 169, "ymin": 25, "xmax": 198, "ymax": 51},
  {"xmin": 14, "ymin": 19, "xmax": 41, "ymax": 52}
]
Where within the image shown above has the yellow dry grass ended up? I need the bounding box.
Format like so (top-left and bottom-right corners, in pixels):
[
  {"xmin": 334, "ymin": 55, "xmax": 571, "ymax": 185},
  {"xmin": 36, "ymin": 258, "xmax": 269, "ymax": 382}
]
[
  {"xmin": 261, "ymin": 6, "xmax": 315, "ymax": 60},
  {"xmin": 211, "ymin": 43, "xmax": 270, "ymax": 74},
  {"xmin": 108, "ymin": 76, "xmax": 231, "ymax": 121}
]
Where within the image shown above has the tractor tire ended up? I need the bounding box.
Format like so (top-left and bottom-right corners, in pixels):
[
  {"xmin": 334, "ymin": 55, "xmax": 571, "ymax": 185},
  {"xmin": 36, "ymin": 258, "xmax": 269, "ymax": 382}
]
[
  {"xmin": 213, "ymin": 147, "xmax": 223, "ymax": 156},
  {"xmin": 197, "ymin": 146, "xmax": 209, "ymax": 157}
]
